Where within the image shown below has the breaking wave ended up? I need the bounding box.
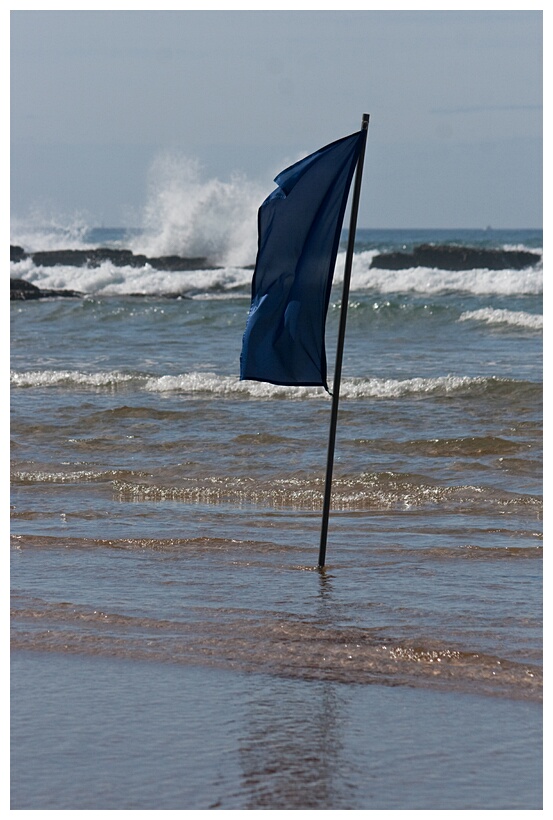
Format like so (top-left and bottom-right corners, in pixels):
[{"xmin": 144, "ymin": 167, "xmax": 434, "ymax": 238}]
[
  {"xmin": 10, "ymin": 369, "xmax": 538, "ymax": 401},
  {"xmin": 11, "ymin": 257, "xmax": 253, "ymax": 297},
  {"xmin": 458, "ymin": 308, "xmax": 543, "ymax": 330},
  {"xmin": 343, "ymin": 252, "xmax": 542, "ymax": 296}
]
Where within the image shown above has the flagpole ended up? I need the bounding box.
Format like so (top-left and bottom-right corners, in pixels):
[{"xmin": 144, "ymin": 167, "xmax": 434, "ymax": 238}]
[{"xmin": 318, "ymin": 113, "xmax": 369, "ymax": 568}]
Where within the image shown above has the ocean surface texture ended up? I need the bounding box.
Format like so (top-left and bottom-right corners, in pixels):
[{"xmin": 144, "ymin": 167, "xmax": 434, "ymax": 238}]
[{"xmin": 11, "ymin": 225, "xmax": 542, "ymax": 810}]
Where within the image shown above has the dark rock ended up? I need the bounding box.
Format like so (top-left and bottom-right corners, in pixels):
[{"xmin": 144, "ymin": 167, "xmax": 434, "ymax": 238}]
[
  {"xmin": 145, "ymin": 255, "xmax": 211, "ymax": 271},
  {"xmin": 10, "ymin": 278, "xmax": 82, "ymax": 300},
  {"xmin": 10, "ymin": 245, "xmax": 28, "ymax": 262},
  {"xmin": 370, "ymin": 244, "xmax": 541, "ymax": 271},
  {"xmin": 27, "ymin": 247, "xmax": 214, "ymax": 271},
  {"xmin": 125, "ymin": 291, "xmax": 191, "ymax": 299},
  {"xmin": 10, "ymin": 278, "xmax": 41, "ymax": 300}
]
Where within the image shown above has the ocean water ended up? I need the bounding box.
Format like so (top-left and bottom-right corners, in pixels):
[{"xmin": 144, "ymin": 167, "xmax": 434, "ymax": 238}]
[{"xmin": 10, "ymin": 222, "xmax": 543, "ymax": 809}]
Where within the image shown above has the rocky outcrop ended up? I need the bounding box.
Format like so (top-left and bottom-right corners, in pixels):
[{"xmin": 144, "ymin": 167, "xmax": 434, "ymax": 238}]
[
  {"xmin": 10, "ymin": 245, "xmax": 27, "ymax": 263},
  {"xmin": 10, "ymin": 245, "xmax": 214, "ymax": 271},
  {"xmin": 10, "ymin": 278, "xmax": 82, "ymax": 300},
  {"xmin": 370, "ymin": 244, "xmax": 541, "ymax": 271}
]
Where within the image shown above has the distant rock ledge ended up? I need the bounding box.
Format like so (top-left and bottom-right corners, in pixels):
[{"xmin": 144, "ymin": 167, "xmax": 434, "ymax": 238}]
[
  {"xmin": 10, "ymin": 244, "xmax": 217, "ymax": 271},
  {"xmin": 370, "ymin": 244, "xmax": 541, "ymax": 271},
  {"xmin": 12, "ymin": 243, "xmax": 540, "ymax": 273}
]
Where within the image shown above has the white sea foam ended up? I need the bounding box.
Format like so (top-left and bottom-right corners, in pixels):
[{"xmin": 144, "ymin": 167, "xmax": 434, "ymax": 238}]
[
  {"xmin": 10, "ymin": 370, "xmax": 137, "ymax": 389},
  {"xmin": 10, "ymin": 258, "xmax": 253, "ymax": 296},
  {"xmin": 458, "ymin": 308, "xmax": 543, "ymax": 330},
  {"xmin": 335, "ymin": 251, "xmax": 543, "ymax": 296},
  {"xmin": 11, "ymin": 369, "xmax": 499, "ymax": 400},
  {"xmin": 503, "ymin": 243, "xmax": 543, "ymax": 255}
]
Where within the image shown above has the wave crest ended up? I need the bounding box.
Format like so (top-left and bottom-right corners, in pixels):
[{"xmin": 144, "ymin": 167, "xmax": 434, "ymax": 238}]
[
  {"xmin": 458, "ymin": 308, "xmax": 543, "ymax": 329},
  {"xmin": 11, "ymin": 369, "xmax": 536, "ymax": 401}
]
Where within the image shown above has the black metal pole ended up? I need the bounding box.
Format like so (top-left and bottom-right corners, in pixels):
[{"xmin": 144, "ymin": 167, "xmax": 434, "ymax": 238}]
[{"xmin": 318, "ymin": 113, "xmax": 369, "ymax": 568}]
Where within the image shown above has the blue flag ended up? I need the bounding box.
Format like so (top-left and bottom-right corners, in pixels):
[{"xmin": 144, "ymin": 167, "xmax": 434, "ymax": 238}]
[{"xmin": 240, "ymin": 130, "xmax": 364, "ymax": 389}]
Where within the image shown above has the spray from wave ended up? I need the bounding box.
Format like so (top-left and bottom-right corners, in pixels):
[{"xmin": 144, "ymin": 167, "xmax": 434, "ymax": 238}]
[
  {"xmin": 10, "ymin": 210, "xmax": 95, "ymax": 253},
  {"xmin": 129, "ymin": 153, "xmax": 263, "ymax": 267}
]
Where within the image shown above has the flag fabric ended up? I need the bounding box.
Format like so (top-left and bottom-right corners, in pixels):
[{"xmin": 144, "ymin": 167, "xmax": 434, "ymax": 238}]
[{"xmin": 239, "ymin": 130, "xmax": 364, "ymax": 389}]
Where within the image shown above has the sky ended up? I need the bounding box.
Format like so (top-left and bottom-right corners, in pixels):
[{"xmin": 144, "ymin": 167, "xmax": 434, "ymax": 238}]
[{"xmin": 10, "ymin": 7, "xmax": 543, "ymax": 230}]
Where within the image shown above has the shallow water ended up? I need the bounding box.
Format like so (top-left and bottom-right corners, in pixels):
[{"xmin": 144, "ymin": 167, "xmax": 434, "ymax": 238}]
[
  {"xmin": 10, "ymin": 227, "xmax": 543, "ymax": 808},
  {"xmin": 11, "ymin": 651, "xmax": 542, "ymax": 810}
]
